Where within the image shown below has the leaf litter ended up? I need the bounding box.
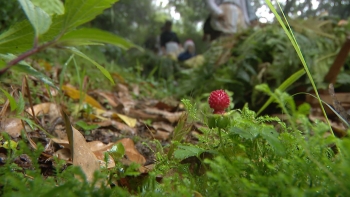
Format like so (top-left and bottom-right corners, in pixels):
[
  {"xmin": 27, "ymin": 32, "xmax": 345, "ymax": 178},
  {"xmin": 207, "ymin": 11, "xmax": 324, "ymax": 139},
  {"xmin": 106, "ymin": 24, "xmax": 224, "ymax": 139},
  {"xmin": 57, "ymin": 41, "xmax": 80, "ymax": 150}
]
[{"xmin": 0, "ymin": 74, "xmax": 192, "ymax": 186}]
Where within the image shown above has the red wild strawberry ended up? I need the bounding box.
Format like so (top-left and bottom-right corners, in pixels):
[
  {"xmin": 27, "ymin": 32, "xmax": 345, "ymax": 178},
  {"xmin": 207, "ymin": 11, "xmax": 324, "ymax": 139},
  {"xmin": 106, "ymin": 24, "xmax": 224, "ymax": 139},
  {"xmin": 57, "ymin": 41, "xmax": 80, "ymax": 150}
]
[{"xmin": 208, "ymin": 90, "xmax": 230, "ymax": 114}]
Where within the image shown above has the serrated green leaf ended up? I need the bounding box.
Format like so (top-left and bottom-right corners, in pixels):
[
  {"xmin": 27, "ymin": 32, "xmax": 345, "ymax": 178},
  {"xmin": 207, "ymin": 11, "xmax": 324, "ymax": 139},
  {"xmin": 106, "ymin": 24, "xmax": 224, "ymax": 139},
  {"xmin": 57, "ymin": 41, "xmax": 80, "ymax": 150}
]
[
  {"xmin": 173, "ymin": 145, "xmax": 205, "ymax": 160},
  {"xmin": 65, "ymin": 47, "xmax": 115, "ymax": 85},
  {"xmin": 0, "ymin": 87, "xmax": 17, "ymax": 111},
  {"xmin": 59, "ymin": 28, "xmax": 134, "ymax": 50},
  {"xmin": 0, "ymin": 54, "xmax": 57, "ymax": 89},
  {"xmin": 63, "ymin": 0, "xmax": 118, "ymax": 31},
  {"xmin": 229, "ymin": 127, "xmax": 257, "ymax": 139},
  {"xmin": 260, "ymin": 127, "xmax": 285, "ymax": 156},
  {"xmin": 32, "ymin": 0, "xmax": 65, "ymax": 15},
  {"xmin": 18, "ymin": 0, "xmax": 52, "ymax": 36}
]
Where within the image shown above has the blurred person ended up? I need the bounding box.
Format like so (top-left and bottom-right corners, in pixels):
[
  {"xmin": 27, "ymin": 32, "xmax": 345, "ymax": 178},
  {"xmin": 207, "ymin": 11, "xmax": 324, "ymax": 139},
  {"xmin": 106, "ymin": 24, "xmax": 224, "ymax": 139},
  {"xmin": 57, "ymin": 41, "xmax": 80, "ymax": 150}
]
[
  {"xmin": 178, "ymin": 40, "xmax": 196, "ymax": 62},
  {"xmin": 205, "ymin": 0, "xmax": 258, "ymax": 38},
  {"xmin": 160, "ymin": 20, "xmax": 181, "ymax": 55},
  {"xmin": 203, "ymin": 0, "xmax": 258, "ymax": 66}
]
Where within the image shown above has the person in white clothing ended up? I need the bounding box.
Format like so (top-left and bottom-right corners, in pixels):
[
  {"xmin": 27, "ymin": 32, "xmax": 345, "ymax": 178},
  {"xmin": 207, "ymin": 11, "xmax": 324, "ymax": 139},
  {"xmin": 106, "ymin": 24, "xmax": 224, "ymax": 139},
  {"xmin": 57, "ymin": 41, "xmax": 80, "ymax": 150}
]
[
  {"xmin": 205, "ymin": 0, "xmax": 257, "ymax": 36},
  {"xmin": 203, "ymin": 0, "xmax": 258, "ymax": 66}
]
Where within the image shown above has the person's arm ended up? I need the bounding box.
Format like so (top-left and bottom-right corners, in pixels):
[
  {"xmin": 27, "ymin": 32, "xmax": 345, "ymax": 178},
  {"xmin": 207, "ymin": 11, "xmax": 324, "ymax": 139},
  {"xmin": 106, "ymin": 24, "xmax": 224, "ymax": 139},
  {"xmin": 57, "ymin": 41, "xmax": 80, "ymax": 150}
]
[{"xmin": 205, "ymin": 0, "xmax": 223, "ymax": 16}]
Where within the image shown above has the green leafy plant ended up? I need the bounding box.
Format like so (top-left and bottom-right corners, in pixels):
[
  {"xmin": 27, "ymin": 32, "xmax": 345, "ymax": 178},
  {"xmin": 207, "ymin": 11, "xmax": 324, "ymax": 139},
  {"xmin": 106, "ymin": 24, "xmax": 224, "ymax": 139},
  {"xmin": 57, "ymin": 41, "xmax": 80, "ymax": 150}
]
[{"xmin": 0, "ymin": 0, "xmax": 136, "ymax": 87}]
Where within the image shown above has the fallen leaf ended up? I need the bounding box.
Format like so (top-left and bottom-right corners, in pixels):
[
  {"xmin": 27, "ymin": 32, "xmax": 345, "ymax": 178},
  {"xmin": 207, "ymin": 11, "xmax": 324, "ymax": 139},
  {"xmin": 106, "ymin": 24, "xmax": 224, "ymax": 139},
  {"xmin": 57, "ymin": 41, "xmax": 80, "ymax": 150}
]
[
  {"xmin": 94, "ymin": 108, "xmax": 137, "ymax": 128},
  {"xmin": 111, "ymin": 121, "xmax": 136, "ymax": 135},
  {"xmin": 51, "ymin": 138, "xmax": 70, "ymax": 148},
  {"xmin": 93, "ymin": 91, "xmax": 119, "ymax": 107},
  {"xmin": 62, "ymin": 84, "xmax": 104, "ymax": 110},
  {"xmin": 53, "ymin": 148, "xmax": 71, "ymax": 161},
  {"xmin": 116, "ymin": 113, "xmax": 137, "ymax": 127},
  {"xmin": 87, "ymin": 141, "xmax": 114, "ymax": 152},
  {"xmin": 0, "ymin": 118, "xmax": 23, "ymax": 138},
  {"xmin": 144, "ymin": 108, "xmax": 183, "ymax": 123},
  {"xmin": 154, "ymin": 101, "xmax": 178, "ymax": 112},
  {"xmin": 61, "ymin": 110, "xmax": 100, "ymax": 182},
  {"xmin": 153, "ymin": 130, "xmax": 171, "ymax": 141},
  {"xmin": 117, "ymin": 138, "xmax": 146, "ymax": 165},
  {"xmin": 26, "ymin": 103, "xmax": 60, "ymax": 117},
  {"xmin": 152, "ymin": 122, "xmax": 174, "ymax": 133}
]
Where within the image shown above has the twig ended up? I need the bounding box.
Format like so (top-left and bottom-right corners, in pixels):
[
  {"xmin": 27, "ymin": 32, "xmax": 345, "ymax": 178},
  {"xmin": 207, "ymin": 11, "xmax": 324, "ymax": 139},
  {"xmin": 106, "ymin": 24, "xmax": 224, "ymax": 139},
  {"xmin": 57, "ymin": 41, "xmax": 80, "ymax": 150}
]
[{"xmin": 0, "ymin": 40, "xmax": 56, "ymax": 76}]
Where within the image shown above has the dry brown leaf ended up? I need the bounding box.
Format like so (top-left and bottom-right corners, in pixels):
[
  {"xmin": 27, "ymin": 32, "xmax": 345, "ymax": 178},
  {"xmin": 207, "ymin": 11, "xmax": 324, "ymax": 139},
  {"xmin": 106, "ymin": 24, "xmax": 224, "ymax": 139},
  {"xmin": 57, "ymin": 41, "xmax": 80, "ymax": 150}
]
[
  {"xmin": 0, "ymin": 118, "xmax": 23, "ymax": 138},
  {"xmin": 62, "ymin": 84, "xmax": 104, "ymax": 110},
  {"xmin": 53, "ymin": 148, "xmax": 71, "ymax": 161},
  {"xmin": 70, "ymin": 126, "xmax": 101, "ymax": 182},
  {"xmin": 154, "ymin": 101, "xmax": 178, "ymax": 112},
  {"xmin": 117, "ymin": 138, "xmax": 146, "ymax": 165},
  {"xmin": 153, "ymin": 130, "xmax": 171, "ymax": 141},
  {"xmin": 152, "ymin": 122, "xmax": 174, "ymax": 133},
  {"xmin": 111, "ymin": 121, "xmax": 136, "ymax": 134},
  {"xmin": 128, "ymin": 109, "xmax": 158, "ymax": 121},
  {"xmin": 25, "ymin": 103, "xmax": 60, "ymax": 117},
  {"xmin": 95, "ymin": 120, "xmax": 113, "ymax": 127},
  {"xmin": 94, "ymin": 91, "xmax": 119, "ymax": 107},
  {"xmin": 87, "ymin": 141, "xmax": 114, "ymax": 152},
  {"xmin": 144, "ymin": 108, "xmax": 183, "ymax": 123},
  {"xmin": 51, "ymin": 138, "xmax": 70, "ymax": 148}
]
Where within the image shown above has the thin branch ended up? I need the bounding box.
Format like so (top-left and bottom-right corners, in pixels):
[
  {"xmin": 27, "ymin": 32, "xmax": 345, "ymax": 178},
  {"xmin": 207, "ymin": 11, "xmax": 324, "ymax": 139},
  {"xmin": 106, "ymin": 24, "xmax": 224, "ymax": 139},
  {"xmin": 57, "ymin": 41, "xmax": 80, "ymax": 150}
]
[{"xmin": 0, "ymin": 39, "xmax": 56, "ymax": 76}]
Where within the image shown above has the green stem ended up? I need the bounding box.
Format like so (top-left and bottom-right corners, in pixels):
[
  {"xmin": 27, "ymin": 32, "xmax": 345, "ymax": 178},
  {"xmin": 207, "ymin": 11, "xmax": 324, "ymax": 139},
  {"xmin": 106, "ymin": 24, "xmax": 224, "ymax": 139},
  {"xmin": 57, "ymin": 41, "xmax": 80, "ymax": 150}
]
[{"xmin": 218, "ymin": 127, "xmax": 223, "ymax": 147}]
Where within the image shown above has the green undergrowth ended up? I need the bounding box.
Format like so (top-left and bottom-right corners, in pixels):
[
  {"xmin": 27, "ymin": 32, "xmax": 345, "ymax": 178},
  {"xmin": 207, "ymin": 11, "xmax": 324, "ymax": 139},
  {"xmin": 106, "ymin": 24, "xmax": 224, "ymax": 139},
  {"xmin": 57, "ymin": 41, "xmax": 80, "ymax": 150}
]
[{"xmin": 2, "ymin": 87, "xmax": 350, "ymax": 196}]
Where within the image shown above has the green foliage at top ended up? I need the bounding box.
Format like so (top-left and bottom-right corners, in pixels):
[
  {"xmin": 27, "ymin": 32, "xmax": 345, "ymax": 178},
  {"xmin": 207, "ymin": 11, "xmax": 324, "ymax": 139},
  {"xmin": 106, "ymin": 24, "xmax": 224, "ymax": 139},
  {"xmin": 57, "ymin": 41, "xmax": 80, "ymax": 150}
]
[
  {"xmin": 32, "ymin": 0, "xmax": 64, "ymax": 16},
  {"xmin": 0, "ymin": 0, "xmax": 136, "ymax": 86},
  {"xmin": 63, "ymin": 0, "xmax": 117, "ymax": 31},
  {"xmin": 19, "ymin": 0, "xmax": 52, "ymax": 36}
]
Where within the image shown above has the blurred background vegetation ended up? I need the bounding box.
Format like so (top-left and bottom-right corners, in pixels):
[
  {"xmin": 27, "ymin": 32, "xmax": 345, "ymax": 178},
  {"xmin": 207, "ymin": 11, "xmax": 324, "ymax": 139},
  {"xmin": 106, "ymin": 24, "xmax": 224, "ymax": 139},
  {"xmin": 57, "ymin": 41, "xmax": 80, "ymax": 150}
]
[{"xmin": 1, "ymin": 0, "xmax": 349, "ymax": 111}]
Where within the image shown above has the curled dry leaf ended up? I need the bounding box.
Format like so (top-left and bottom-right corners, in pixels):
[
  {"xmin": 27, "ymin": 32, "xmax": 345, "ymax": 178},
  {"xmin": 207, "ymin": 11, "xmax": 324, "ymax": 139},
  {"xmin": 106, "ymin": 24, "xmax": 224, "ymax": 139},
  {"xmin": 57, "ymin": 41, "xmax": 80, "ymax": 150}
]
[
  {"xmin": 152, "ymin": 122, "xmax": 174, "ymax": 133},
  {"xmin": 87, "ymin": 141, "xmax": 114, "ymax": 152},
  {"xmin": 153, "ymin": 130, "xmax": 170, "ymax": 141},
  {"xmin": 51, "ymin": 138, "xmax": 70, "ymax": 149},
  {"xmin": 154, "ymin": 100, "xmax": 179, "ymax": 112},
  {"xmin": 53, "ymin": 148, "xmax": 71, "ymax": 162},
  {"xmin": 93, "ymin": 91, "xmax": 119, "ymax": 107},
  {"xmin": 26, "ymin": 102, "xmax": 60, "ymax": 117},
  {"xmin": 117, "ymin": 138, "xmax": 146, "ymax": 165}
]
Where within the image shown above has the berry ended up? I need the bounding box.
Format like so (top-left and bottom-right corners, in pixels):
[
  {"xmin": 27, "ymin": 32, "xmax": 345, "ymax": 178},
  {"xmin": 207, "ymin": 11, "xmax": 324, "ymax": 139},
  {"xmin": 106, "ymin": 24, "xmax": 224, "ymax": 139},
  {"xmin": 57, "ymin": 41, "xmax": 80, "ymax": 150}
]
[{"xmin": 208, "ymin": 90, "xmax": 230, "ymax": 114}]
